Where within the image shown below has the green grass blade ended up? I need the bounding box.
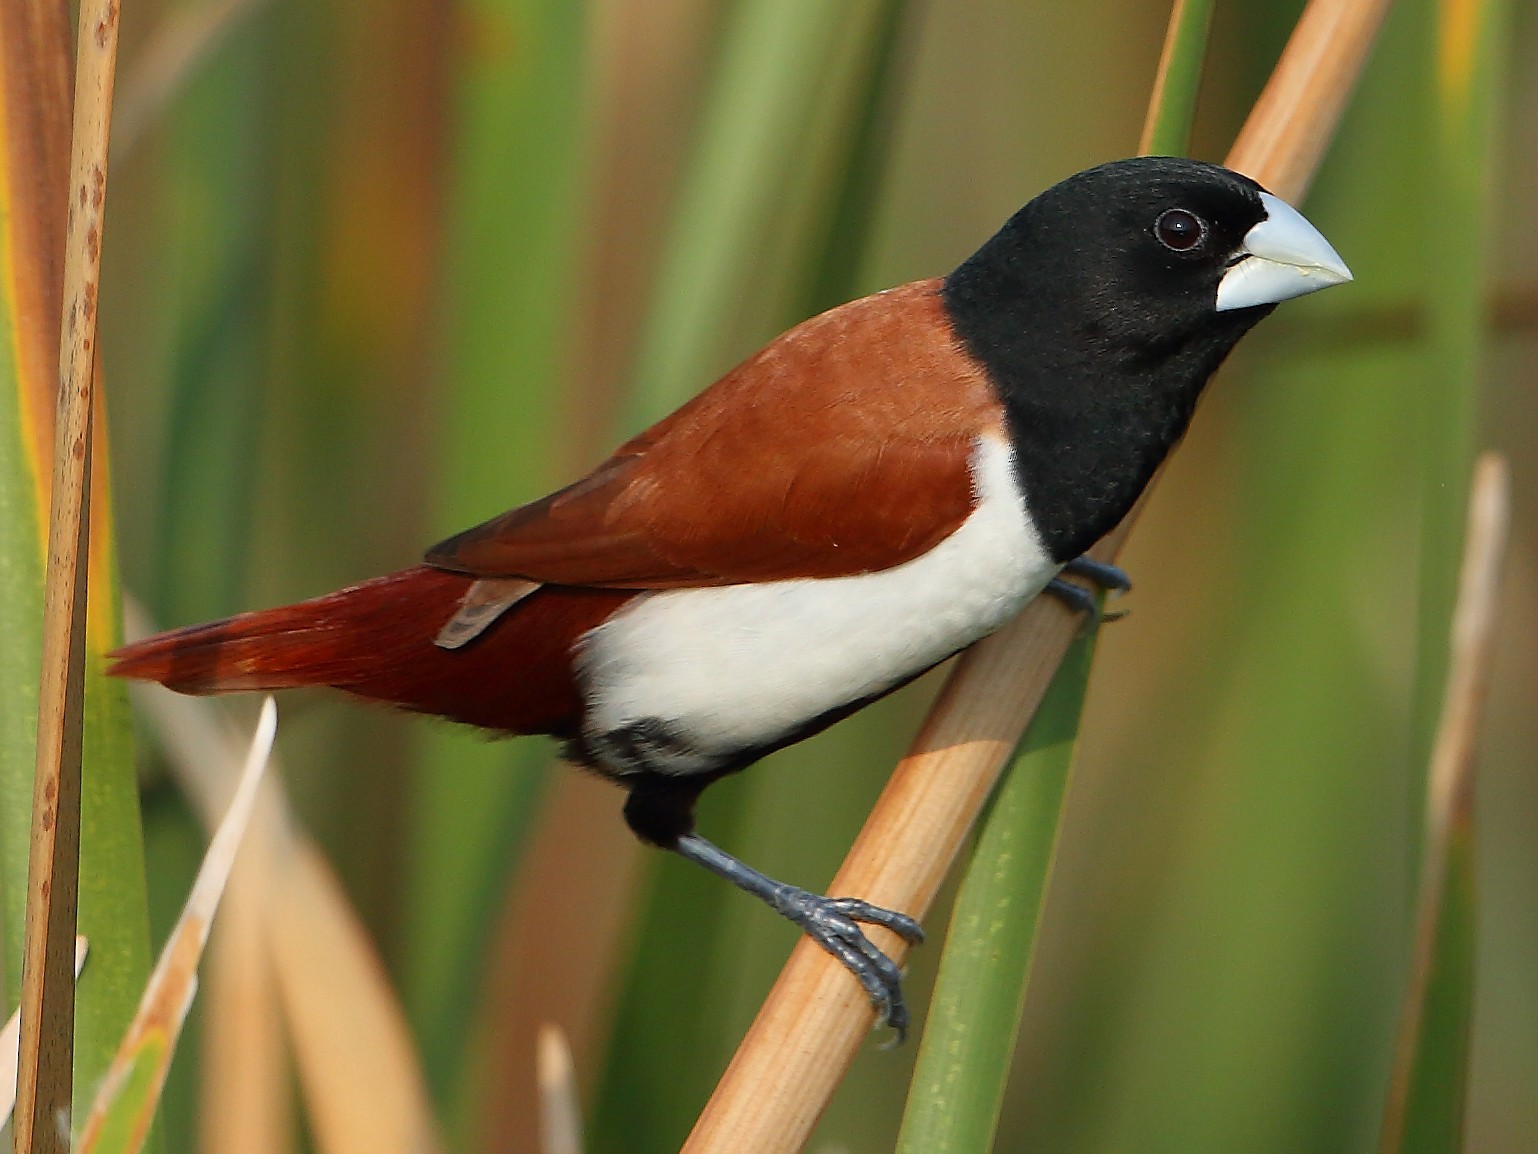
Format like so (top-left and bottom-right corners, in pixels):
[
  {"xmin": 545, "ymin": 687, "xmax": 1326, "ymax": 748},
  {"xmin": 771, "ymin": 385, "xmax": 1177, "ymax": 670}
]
[
  {"xmin": 404, "ymin": 0, "xmax": 590, "ymax": 1108},
  {"xmin": 75, "ymin": 608, "xmax": 158, "ymax": 1135},
  {"xmin": 0, "ymin": 264, "xmax": 46, "ymax": 1008},
  {"xmin": 0, "ymin": 270, "xmax": 156, "ymax": 1154},
  {"xmin": 150, "ymin": 24, "xmax": 275, "ymax": 627},
  {"xmin": 1140, "ymin": 0, "xmax": 1217, "ymax": 157},
  {"xmin": 1407, "ymin": 0, "xmax": 1507, "ymax": 806},
  {"xmin": 895, "ymin": 627, "xmax": 1098, "ymax": 1154},
  {"xmin": 623, "ymin": 0, "xmax": 898, "ymax": 430},
  {"xmin": 0, "ymin": 370, "xmax": 155, "ymax": 1154},
  {"xmin": 1390, "ymin": 3, "xmax": 1508, "ymax": 1147}
]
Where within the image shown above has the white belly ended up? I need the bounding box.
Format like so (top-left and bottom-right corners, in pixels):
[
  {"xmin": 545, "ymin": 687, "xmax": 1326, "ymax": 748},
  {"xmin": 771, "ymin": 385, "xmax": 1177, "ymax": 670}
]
[{"xmin": 573, "ymin": 435, "xmax": 1056, "ymax": 776}]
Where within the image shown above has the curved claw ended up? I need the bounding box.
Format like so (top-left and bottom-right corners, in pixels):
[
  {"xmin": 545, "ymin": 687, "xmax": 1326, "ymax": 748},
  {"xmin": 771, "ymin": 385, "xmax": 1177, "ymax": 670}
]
[
  {"xmin": 667, "ymin": 832, "xmax": 924, "ymax": 1041},
  {"xmin": 1051, "ymin": 578, "xmax": 1113, "ymax": 633},
  {"xmin": 771, "ymin": 885, "xmax": 919, "ymax": 1040},
  {"xmin": 824, "ymin": 897, "xmax": 925, "ymax": 944},
  {"xmin": 1047, "ymin": 555, "xmax": 1134, "ymax": 626},
  {"xmin": 811, "ymin": 922, "xmax": 897, "ymax": 1017},
  {"xmin": 1063, "ymin": 556, "xmax": 1132, "ymax": 593}
]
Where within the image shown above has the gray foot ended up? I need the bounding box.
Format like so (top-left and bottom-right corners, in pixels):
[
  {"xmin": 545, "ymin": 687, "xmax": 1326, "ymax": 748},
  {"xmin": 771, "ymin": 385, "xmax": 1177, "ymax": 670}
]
[
  {"xmin": 1047, "ymin": 556, "xmax": 1132, "ymax": 622},
  {"xmin": 673, "ymin": 832, "xmax": 924, "ymax": 1040},
  {"xmin": 1063, "ymin": 555, "xmax": 1132, "ymax": 593},
  {"xmin": 1046, "ymin": 576, "xmax": 1099, "ymax": 617}
]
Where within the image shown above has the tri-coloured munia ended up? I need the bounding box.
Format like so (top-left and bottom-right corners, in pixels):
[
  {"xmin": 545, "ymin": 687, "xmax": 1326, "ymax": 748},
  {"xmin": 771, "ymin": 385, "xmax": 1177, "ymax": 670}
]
[{"xmin": 111, "ymin": 157, "xmax": 1351, "ymax": 1036}]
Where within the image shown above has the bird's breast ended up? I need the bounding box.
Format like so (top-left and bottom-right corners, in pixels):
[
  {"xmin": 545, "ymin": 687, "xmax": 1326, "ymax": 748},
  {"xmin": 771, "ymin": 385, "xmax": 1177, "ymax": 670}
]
[{"xmin": 573, "ymin": 435, "xmax": 1057, "ymax": 777}]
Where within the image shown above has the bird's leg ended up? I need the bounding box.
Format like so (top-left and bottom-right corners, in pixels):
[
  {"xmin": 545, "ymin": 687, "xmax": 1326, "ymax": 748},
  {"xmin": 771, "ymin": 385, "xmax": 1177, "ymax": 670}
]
[
  {"xmin": 1045, "ymin": 555, "xmax": 1132, "ymax": 621},
  {"xmin": 671, "ymin": 831, "xmax": 925, "ymax": 1040},
  {"xmin": 621, "ymin": 776, "xmax": 924, "ymax": 1038}
]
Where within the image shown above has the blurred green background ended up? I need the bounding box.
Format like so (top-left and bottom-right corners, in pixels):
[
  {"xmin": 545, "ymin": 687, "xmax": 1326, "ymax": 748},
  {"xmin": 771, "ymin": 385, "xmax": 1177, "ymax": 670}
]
[{"xmin": 87, "ymin": 0, "xmax": 1537, "ymax": 1150}]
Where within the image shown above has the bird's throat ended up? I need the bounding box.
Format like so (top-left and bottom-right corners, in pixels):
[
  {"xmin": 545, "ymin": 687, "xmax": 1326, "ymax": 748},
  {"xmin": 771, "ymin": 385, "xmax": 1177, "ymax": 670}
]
[{"xmin": 989, "ymin": 311, "xmax": 1267, "ymax": 562}]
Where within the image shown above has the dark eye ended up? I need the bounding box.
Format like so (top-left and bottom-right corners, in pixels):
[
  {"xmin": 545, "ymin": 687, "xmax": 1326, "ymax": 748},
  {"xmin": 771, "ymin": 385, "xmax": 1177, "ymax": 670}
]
[{"xmin": 1154, "ymin": 208, "xmax": 1206, "ymax": 252}]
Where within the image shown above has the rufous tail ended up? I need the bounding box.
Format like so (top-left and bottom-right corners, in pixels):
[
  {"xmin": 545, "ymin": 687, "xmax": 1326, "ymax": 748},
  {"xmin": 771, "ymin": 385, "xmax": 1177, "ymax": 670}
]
[{"xmin": 108, "ymin": 565, "xmax": 630, "ymax": 736}]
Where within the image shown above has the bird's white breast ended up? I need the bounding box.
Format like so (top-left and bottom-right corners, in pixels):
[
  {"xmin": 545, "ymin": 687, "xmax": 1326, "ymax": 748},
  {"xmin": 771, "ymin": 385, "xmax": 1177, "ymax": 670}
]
[{"xmin": 574, "ymin": 435, "xmax": 1057, "ymax": 776}]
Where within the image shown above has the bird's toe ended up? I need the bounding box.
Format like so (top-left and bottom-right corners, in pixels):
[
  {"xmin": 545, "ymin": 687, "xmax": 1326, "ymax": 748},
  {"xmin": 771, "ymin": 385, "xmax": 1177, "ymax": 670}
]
[{"xmin": 771, "ymin": 886, "xmax": 919, "ymax": 1040}]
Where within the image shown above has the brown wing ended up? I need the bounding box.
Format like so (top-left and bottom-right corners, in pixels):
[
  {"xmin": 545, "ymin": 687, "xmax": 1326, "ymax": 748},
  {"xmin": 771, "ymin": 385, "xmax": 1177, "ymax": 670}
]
[{"xmin": 426, "ymin": 280, "xmax": 1007, "ymax": 588}]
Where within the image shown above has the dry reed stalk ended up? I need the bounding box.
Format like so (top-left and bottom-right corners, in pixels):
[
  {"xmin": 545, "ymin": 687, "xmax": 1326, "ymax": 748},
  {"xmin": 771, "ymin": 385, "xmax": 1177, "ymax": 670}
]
[
  {"xmin": 0, "ymin": 940, "xmax": 87, "ymax": 1129},
  {"xmin": 199, "ymin": 853, "xmax": 294, "ymax": 1154},
  {"xmin": 1226, "ymin": 0, "xmax": 1395, "ymax": 204},
  {"xmin": 681, "ymin": 1, "xmax": 1395, "ymax": 1150},
  {"xmin": 478, "ymin": 775, "xmax": 640, "ymax": 1154},
  {"xmin": 14, "ymin": 2, "xmax": 122, "ymax": 1151},
  {"xmin": 74, "ymin": 700, "xmax": 276, "ymax": 1154},
  {"xmin": 126, "ymin": 671, "xmax": 445, "ymax": 1154},
  {"xmin": 268, "ymin": 840, "xmax": 446, "ymax": 1154},
  {"xmin": 1378, "ymin": 453, "xmax": 1508, "ymax": 1150},
  {"xmin": 537, "ymin": 1024, "xmax": 584, "ymax": 1154},
  {"xmin": 0, "ymin": 0, "xmax": 72, "ymax": 496}
]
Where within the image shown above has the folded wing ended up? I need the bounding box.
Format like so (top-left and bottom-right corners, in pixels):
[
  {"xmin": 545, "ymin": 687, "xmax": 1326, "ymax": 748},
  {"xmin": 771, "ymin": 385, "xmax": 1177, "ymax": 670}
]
[{"xmin": 427, "ymin": 280, "xmax": 1004, "ymax": 589}]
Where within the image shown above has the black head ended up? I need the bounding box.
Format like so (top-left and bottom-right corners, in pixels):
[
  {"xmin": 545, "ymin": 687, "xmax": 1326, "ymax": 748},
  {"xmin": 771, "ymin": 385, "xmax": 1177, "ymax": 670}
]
[{"xmin": 941, "ymin": 156, "xmax": 1350, "ymax": 560}]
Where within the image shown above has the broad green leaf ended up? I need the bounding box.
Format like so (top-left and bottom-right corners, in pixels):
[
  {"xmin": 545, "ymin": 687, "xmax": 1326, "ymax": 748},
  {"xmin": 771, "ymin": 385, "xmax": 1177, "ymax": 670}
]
[
  {"xmin": 1407, "ymin": 0, "xmax": 1508, "ymax": 801},
  {"xmin": 895, "ymin": 628, "xmax": 1098, "ymax": 1154},
  {"xmin": 78, "ymin": 1033, "xmax": 167, "ymax": 1154},
  {"xmin": 1390, "ymin": 1, "xmax": 1507, "ymax": 1147}
]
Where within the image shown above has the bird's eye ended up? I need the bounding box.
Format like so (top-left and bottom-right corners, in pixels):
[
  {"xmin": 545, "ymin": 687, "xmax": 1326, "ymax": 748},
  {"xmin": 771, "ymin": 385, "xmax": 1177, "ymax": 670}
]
[{"xmin": 1154, "ymin": 208, "xmax": 1206, "ymax": 252}]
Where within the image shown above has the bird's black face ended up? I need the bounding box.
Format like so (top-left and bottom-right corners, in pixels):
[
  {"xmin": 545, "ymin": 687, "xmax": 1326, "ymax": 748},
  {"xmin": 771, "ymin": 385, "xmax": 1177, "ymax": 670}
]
[
  {"xmin": 1074, "ymin": 163, "xmax": 1270, "ymax": 348},
  {"xmin": 945, "ymin": 157, "xmax": 1328, "ymax": 371},
  {"xmin": 941, "ymin": 156, "xmax": 1350, "ymax": 561}
]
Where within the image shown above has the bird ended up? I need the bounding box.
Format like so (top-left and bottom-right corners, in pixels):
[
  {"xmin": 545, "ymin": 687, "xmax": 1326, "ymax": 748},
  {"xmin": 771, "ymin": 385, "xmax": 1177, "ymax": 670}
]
[{"xmin": 110, "ymin": 156, "xmax": 1351, "ymax": 1038}]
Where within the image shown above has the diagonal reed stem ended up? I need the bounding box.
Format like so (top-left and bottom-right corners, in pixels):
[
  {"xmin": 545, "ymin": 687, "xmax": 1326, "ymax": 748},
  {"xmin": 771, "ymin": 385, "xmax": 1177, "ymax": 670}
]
[
  {"xmin": 680, "ymin": 1, "xmax": 1394, "ymax": 1151},
  {"xmin": 889, "ymin": 6, "xmax": 1218, "ymax": 1148},
  {"xmin": 14, "ymin": 2, "xmax": 122, "ymax": 1151}
]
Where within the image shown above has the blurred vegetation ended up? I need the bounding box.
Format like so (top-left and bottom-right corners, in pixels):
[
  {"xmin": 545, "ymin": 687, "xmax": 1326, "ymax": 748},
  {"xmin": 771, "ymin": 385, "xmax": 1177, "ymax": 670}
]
[
  {"xmin": 0, "ymin": 0, "xmax": 155, "ymax": 1135},
  {"xmin": 14, "ymin": 0, "xmax": 1525, "ymax": 1150}
]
